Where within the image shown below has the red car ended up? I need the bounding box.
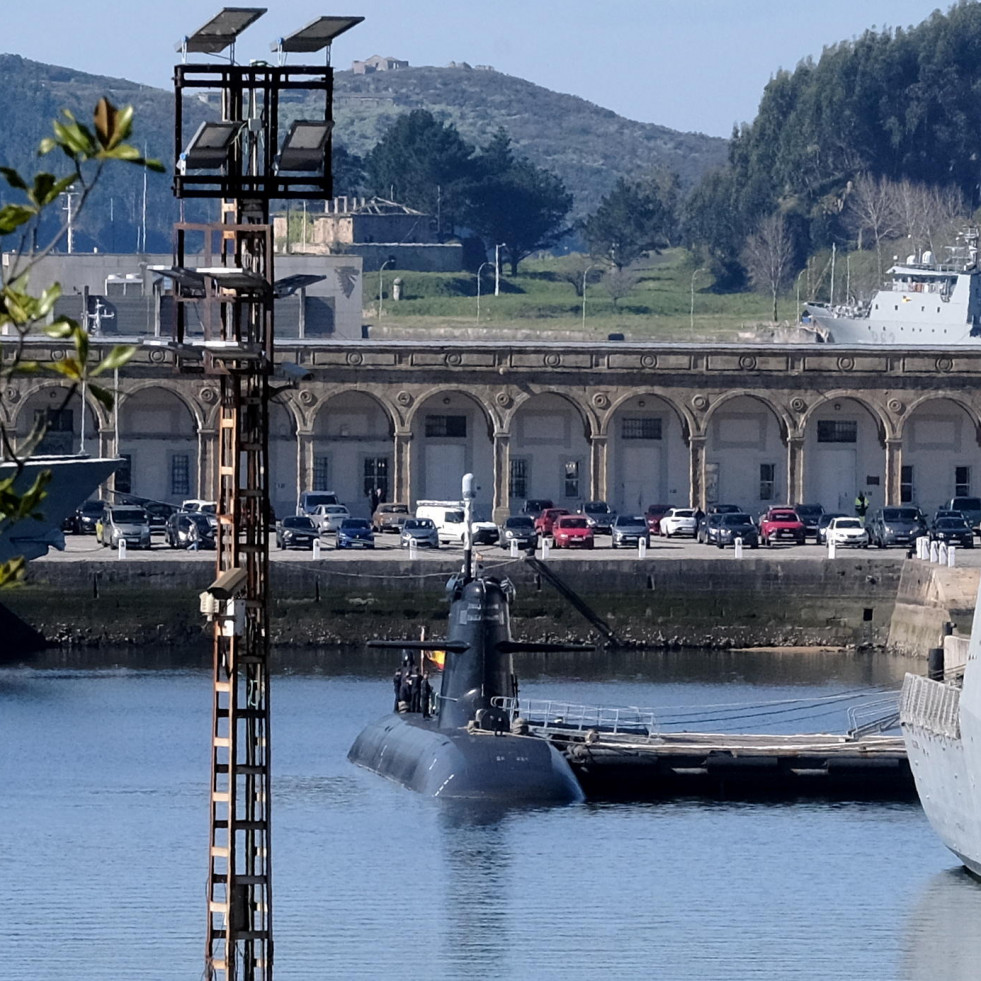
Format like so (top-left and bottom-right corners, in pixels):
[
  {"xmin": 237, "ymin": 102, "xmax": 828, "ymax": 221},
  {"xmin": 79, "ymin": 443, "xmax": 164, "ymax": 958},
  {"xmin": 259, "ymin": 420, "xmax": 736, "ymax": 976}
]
[
  {"xmin": 759, "ymin": 507, "xmax": 805, "ymax": 546},
  {"xmin": 535, "ymin": 507, "xmax": 571, "ymax": 538},
  {"xmin": 645, "ymin": 504, "xmax": 672, "ymax": 535},
  {"xmin": 552, "ymin": 515, "xmax": 595, "ymax": 549}
]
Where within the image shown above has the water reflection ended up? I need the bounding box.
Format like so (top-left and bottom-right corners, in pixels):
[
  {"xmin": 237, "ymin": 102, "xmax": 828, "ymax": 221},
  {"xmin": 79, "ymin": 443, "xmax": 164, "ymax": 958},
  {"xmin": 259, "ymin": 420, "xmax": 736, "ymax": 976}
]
[{"xmin": 900, "ymin": 867, "xmax": 981, "ymax": 980}]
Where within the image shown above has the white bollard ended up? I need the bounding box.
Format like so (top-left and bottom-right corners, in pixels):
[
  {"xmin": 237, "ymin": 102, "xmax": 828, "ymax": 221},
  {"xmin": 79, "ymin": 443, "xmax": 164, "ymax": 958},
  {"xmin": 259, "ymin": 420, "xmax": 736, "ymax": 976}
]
[
  {"xmin": 313, "ymin": 538, "xmax": 321, "ymax": 560},
  {"xmin": 117, "ymin": 538, "xmax": 127, "ymax": 559},
  {"xmin": 734, "ymin": 536, "xmax": 743, "ymax": 559},
  {"xmin": 828, "ymin": 538, "xmax": 836, "ymax": 559},
  {"xmin": 939, "ymin": 542, "xmax": 948, "ymax": 566},
  {"xmin": 918, "ymin": 536, "xmax": 929, "ymax": 560},
  {"xmin": 509, "ymin": 539, "xmax": 519, "ymax": 558},
  {"xmin": 540, "ymin": 539, "xmax": 550, "ymax": 559},
  {"xmin": 408, "ymin": 537, "xmax": 418, "ymax": 558},
  {"xmin": 930, "ymin": 540, "xmax": 939, "ymax": 563},
  {"xmin": 948, "ymin": 544, "xmax": 957, "ymax": 568},
  {"xmin": 637, "ymin": 538, "xmax": 648, "ymax": 559}
]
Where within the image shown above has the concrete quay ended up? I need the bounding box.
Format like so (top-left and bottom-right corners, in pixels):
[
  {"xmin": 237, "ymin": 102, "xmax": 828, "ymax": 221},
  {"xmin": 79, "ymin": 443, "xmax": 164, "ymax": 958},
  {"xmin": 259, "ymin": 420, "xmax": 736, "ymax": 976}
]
[{"xmin": 2, "ymin": 535, "xmax": 977, "ymax": 657}]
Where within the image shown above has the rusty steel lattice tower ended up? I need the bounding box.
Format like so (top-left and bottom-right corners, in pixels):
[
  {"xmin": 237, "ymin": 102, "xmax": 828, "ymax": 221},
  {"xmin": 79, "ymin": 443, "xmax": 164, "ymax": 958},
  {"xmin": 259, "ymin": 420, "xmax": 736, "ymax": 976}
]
[{"xmin": 166, "ymin": 9, "xmax": 362, "ymax": 980}]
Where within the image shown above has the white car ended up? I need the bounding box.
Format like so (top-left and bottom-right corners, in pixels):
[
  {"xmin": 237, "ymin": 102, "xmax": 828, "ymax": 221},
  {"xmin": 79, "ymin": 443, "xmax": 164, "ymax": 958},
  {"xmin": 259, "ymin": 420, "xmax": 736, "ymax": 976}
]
[
  {"xmin": 659, "ymin": 507, "xmax": 698, "ymax": 537},
  {"xmin": 310, "ymin": 503, "xmax": 350, "ymax": 533},
  {"xmin": 826, "ymin": 516, "xmax": 869, "ymax": 548}
]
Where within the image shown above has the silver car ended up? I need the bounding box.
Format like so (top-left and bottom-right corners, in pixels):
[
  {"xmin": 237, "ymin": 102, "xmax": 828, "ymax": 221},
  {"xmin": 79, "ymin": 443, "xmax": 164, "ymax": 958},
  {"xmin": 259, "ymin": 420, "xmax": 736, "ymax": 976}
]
[
  {"xmin": 98, "ymin": 505, "xmax": 152, "ymax": 549},
  {"xmin": 400, "ymin": 517, "xmax": 440, "ymax": 549}
]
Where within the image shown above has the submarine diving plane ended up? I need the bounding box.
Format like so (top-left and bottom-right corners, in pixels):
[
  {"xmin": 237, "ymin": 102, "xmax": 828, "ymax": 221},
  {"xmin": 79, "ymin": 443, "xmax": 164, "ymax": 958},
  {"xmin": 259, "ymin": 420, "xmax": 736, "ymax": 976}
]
[{"xmin": 348, "ymin": 475, "xmax": 590, "ymax": 803}]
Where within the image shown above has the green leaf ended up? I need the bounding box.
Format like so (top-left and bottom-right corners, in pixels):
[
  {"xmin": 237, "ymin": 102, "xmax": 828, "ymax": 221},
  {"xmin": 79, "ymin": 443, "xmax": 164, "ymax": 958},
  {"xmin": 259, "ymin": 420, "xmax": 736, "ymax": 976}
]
[
  {"xmin": 88, "ymin": 382, "xmax": 115, "ymax": 409},
  {"xmin": 43, "ymin": 320, "xmax": 75, "ymax": 339},
  {"xmin": 31, "ymin": 172, "xmax": 77, "ymax": 208},
  {"xmin": 0, "ymin": 556, "xmax": 26, "ymax": 588},
  {"xmin": 91, "ymin": 344, "xmax": 136, "ymax": 375},
  {"xmin": 49, "ymin": 357, "xmax": 83, "ymax": 381},
  {"xmin": 0, "ymin": 203, "xmax": 36, "ymax": 234},
  {"xmin": 0, "ymin": 167, "xmax": 28, "ymax": 191}
]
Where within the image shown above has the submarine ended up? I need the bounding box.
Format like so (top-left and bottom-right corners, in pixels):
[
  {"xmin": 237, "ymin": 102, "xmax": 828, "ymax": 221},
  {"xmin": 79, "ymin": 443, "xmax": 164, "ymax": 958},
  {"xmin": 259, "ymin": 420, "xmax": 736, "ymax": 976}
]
[{"xmin": 348, "ymin": 475, "xmax": 590, "ymax": 803}]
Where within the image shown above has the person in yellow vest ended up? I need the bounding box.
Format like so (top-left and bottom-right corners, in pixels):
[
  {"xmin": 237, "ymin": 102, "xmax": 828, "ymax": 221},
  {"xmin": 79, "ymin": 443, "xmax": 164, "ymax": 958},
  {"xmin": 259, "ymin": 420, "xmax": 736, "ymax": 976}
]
[{"xmin": 854, "ymin": 491, "xmax": 870, "ymax": 522}]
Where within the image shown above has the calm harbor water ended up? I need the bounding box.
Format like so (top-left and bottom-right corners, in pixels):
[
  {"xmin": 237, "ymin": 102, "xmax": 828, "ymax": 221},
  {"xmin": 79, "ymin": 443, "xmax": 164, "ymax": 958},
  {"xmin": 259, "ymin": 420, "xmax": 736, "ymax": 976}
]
[{"xmin": 3, "ymin": 648, "xmax": 981, "ymax": 981}]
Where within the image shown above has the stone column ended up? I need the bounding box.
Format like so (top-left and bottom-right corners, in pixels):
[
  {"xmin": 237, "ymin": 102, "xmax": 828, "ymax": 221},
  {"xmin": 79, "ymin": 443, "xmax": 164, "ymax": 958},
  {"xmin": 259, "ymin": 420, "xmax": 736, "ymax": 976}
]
[
  {"xmin": 393, "ymin": 430, "xmax": 413, "ymax": 505},
  {"xmin": 688, "ymin": 434, "xmax": 706, "ymax": 508},
  {"xmin": 296, "ymin": 430, "xmax": 315, "ymax": 500},
  {"xmin": 787, "ymin": 435, "xmax": 804, "ymax": 505},
  {"xmin": 492, "ymin": 431, "xmax": 510, "ymax": 524},
  {"xmin": 885, "ymin": 437, "xmax": 902, "ymax": 506},
  {"xmin": 589, "ymin": 434, "xmax": 608, "ymax": 502},
  {"xmin": 197, "ymin": 427, "xmax": 216, "ymax": 499}
]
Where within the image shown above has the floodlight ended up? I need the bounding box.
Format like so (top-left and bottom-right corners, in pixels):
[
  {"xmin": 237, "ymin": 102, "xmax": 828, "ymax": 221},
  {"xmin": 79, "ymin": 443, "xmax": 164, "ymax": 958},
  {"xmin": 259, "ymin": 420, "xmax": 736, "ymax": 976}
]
[
  {"xmin": 276, "ymin": 120, "xmax": 334, "ymax": 172},
  {"xmin": 197, "ymin": 266, "xmax": 271, "ymax": 294},
  {"xmin": 178, "ymin": 7, "xmax": 267, "ymax": 54},
  {"xmin": 179, "ymin": 120, "xmax": 245, "ymax": 171},
  {"xmin": 270, "ymin": 16, "xmax": 364, "ymax": 54}
]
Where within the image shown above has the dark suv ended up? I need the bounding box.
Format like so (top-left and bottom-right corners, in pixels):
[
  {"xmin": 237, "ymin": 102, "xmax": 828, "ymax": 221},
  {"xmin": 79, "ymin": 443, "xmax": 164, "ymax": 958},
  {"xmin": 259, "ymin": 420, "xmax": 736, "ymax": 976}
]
[
  {"xmin": 793, "ymin": 503, "xmax": 825, "ymax": 542},
  {"xmin": 702, "ymin": 512, "xmax": 759, "ymax": 549},
  {"xmin": 867, "ymin": 506, "xmax": 927, "ymax": 548}
]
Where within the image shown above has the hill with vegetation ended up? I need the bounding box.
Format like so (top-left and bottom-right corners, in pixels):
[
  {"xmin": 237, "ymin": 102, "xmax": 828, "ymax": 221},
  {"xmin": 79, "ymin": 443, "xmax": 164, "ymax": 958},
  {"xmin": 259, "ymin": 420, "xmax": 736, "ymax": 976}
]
[{"xmin": 332, "ymin": 65, "xmax": 727, "ymax": 216}]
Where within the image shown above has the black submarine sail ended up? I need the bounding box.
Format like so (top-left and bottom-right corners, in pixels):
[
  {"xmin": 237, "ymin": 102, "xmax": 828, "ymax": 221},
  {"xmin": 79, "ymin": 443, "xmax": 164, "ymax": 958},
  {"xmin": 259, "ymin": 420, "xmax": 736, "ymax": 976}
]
[{"xmin": 348, "ymin": 474, "xmax": 588, "ymax": 802}]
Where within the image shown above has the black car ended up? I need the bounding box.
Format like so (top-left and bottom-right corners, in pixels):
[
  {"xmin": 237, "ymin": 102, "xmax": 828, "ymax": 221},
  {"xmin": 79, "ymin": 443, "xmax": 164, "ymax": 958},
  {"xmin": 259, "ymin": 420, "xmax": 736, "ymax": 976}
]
[
  {"xmin": 929, "ymin": 515, "xmax": 975, "ymax": 548},
  {"xmin": 499, "ymin": 515, "xmax": 538, "ymax": 551},
  {"xmin": 702, "ymin": 512, "xmax": 760, "ymax": 548},
  {"xmin": 71, "ymin": 499, "xmax": 106, "ymax": 534},
  {"xmin": 275, "ymin": 515, "xmax": 319, "ymax": 549},
  {"xmin": 579, "ymin": 500, "xmax": 615, "ymax": 534},
  {"xmin": 793, "ymin": 503, "xmax": 825, "ymax": 541},
  {"xmin": 522, "ymin": 498, "xmax": 554, "ymax": 518},
  {"xmin": 165, "ymin": 511, "xmax": 216, "ymax": 550}
]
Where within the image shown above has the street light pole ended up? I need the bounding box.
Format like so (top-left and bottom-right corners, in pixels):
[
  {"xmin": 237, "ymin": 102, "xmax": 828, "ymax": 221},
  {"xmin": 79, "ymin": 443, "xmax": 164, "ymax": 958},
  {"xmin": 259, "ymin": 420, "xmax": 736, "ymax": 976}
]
[
  {"xmin": 494, "ymin": 242, "xmax": 505, "ymax": 295},
  {"xmin": 378, "ymin": 257, "xmax": 394, "ymax": 319},
  {"xmin": 476, "ymin": 261, "xmax": 492, "ymax": 321}
]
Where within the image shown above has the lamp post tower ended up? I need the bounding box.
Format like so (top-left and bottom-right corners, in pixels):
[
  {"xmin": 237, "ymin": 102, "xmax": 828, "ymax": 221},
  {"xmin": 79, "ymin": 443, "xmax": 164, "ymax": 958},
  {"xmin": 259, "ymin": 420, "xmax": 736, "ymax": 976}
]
[{"xmin": 167, "ymin": 10, "xmax": 361, "ymax": 980}]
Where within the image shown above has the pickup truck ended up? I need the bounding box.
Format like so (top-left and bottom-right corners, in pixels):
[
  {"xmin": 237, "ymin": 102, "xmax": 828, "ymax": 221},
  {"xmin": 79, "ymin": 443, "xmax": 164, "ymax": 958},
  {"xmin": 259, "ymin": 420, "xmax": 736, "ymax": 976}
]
[{"xmin": 759, "ymin": 507, "xmax": 805, "ymax": 546}]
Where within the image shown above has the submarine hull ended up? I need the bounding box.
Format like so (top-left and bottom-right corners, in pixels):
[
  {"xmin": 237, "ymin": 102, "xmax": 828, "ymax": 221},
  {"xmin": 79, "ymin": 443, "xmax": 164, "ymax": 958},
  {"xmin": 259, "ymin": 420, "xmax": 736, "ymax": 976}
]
[{"xmin": 348, "ymin": 713, "xmax": 584, "ymax": 803}]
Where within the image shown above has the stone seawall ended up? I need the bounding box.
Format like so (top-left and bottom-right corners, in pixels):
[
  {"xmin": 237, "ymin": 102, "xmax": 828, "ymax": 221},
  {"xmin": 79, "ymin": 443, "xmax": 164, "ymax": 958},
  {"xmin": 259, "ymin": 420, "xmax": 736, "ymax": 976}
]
[
  {"xmin": 1, "ymin": 555, "xmax": 906, "ymax": 655},
  {"xmin": 886, "ymin": 563, "xmax": 980, "ymax": 656}
]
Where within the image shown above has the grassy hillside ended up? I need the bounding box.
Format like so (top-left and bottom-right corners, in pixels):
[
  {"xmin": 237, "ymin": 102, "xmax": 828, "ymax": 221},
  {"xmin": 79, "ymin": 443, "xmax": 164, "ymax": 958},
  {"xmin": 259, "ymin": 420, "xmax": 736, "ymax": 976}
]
[{"xmin": 369, "ymin": 249, "xmax": 787, "ymax": 341}]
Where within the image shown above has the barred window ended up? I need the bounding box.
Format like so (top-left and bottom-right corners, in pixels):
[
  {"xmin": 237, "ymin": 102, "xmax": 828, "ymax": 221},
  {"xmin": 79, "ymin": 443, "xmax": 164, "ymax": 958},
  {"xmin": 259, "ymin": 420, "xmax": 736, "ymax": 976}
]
[
  {"xmin": 509, "ymin": 458, "xmax": 529, "ymax": 500},
  {"xmin": 425, "ymin": 414, "xmax": 467, "ymax": 437},
  {"xmin": 901, "ymin": 465, "xmax": 914, "ymax": 503},
  {"xmin": 817, "ymin": 420, "xmax": 857, "ymax": 443},
  {"xmin": 759, "ymin": 463, "xmax": 775, "ymax": 501},
  {"xmin": 621, "ymin": 417, "xmax": 662, "ymax": 440},
  {"xmin": 363, "ymin": 456, "xmax": 390, "ymax": 501},
  {"xmin": 955, "ymin": 466, "xmax": 971, "ymax": 499},
  {"xmin": 563, "ymin": 460, "xmax": 581, "ymax": 498},
  {"xmin": 170, "ymin": 454, "xmax": 190, "ymax": 497},
  {"xmin": 313, "ymin": 455, "xmax": 330, "ymax": 491}
]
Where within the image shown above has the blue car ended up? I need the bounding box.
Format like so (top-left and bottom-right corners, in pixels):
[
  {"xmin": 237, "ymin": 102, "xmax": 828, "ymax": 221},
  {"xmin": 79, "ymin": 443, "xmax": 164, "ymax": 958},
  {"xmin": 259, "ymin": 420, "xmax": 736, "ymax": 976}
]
[{"xmin": 336, "ymin": 517, "xmax": 375, "ymax": 549}]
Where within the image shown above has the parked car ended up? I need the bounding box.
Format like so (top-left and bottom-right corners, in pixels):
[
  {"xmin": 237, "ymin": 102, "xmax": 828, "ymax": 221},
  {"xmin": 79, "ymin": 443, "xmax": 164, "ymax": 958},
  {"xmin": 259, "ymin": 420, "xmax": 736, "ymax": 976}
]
[
  {"xmin": 71, "ymin": 498, "xmax": 106, "ymax": 534},
  {"xmin": 143, "ymin": 501, "xmax": 178, "ymax": 534},
  {"xmin": 793, "ymin": 503, "xmax": 825, "ymax": 541},
  {"xmin": 98, "ymin": 505, "xmax": 152, "ymax": 549},
  {"xmin": 165, "ymin": 511, "xmax": 216, "ymax": 550},
  {"xmin": 372, "ymin": 502, "xmax": 410, "ymax": 534},
  {"xmin": 943, "ymin": 496, "xmax": 981, "ymax": 535},
  {"xmin": 336, "ymin": 517, "xmax": 375, "ymax": 549},
  {"xmin": 310, "ymin": 503, "xmax": 351, "ymax": 533},
  {"xmin": 659, "ymin": 507, "xmax": 698, "ymax": 538},
  {"xmin": 400, "ymin": 517, "xmax": 440, "ymax": 549},
  {"xmin": 611, "ymin": 514, "xmax": 651, "ymax": 548},
  {"xmin": 759, "ymin": 507, "xmax": 805, "ymax": 546},
  {"xmin": 535, "ymin": 507, "xmax": 571, "ymax": 539},
  {"xmin": 930, "ymin": 515, "xmax": 975, "ymax": 549},
  {"xmin": 645, "ymin": 504, "xmax": 672, "ymax": 535},
  {"xmin": 702, "ymin": 512, "xmax": 759, "ymax": 549},
  {"xmin": 816, "ymin": 512, "xmax": 848, "ymax": 545},
  {"xmin": 697, "ymin": 503, "xmax": 742, "ymax": 535},
  {"xmin": 275, "ymin": 515, "xmax": 319, "ymax": 549},
  {"xmin": 579, "ymin": 500, "xmax": 615, "ymax": 533},
  {"xmin": 866, "ymin": 506, "xmax": 927, "ymax": 548},
  {"xmin": 825, "ymin": 516, "xmax": 870, "ymax": 548},
  {"xmin": 414, "ymin": 501, "xmax": 499, "ymax": 545},
  {"xmin": 297, "ymin": 490, "xmax": 339, "ymax": 516},
  {"xmin": 498, "ymin": 515, "xmax": 538, "ymax": 551},
  {"xmin": 521, "ymin": 498, "xmax": 554, "ymax": 517},
  {"xmin": 551, "ymin": 515, "xmax": 595, "ymax": 549}
]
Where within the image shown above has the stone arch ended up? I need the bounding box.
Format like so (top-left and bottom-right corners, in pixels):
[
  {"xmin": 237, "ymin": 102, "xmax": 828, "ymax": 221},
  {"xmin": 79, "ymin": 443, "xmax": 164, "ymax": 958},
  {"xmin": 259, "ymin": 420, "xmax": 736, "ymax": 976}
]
[
  {"xmin": 703, "ymin": 393, "xmax": 789, "ymax": 509},
  {"xmin": 117, "ymin": 380, "xmax": 205, "ymax": 432},
  {"xmin": 509, "ymin": 390, "xmax": 594, "ymax": 508},
  {"xmin": 12, "ymin": 383, "xmax": 102, "ymax": 456},
  {"xmin": 801, "ymin": 393, "xmax": 886, "ymax": 513},
  {"xmin": 307, "ymin": 389, "xmax": 399, "ymax": 516},
  {"xmin": 116, "ymin": 385, "xmax": 198, "ymax": 503},
  {"xmin": 407, "ymin": 389, "xmax": 495, "ymax": 504},
  {"xmin": 606, "ymin": 391, "xmax": 691, "ymax": 512},
  {"xmin": 897, "ymin": 395, "xmax": 981, "ymax": 512},
  {"xmin": 703, "ymin": 390, "xmax": 792, "ymax": 441}
]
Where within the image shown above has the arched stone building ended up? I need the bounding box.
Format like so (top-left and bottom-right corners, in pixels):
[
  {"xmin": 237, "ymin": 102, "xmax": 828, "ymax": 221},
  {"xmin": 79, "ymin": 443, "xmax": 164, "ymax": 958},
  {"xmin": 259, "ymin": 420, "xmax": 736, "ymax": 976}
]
[{"xmin": 7, "ymin": 338, "xmax": 981, "ymax": 521}]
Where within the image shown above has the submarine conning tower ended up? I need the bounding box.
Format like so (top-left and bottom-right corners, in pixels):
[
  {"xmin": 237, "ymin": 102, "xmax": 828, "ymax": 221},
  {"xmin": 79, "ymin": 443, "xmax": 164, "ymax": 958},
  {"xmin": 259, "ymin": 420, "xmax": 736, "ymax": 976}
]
[{"xmin": 436, "ymin": 575, "xmax": 517, "ymax": 731}]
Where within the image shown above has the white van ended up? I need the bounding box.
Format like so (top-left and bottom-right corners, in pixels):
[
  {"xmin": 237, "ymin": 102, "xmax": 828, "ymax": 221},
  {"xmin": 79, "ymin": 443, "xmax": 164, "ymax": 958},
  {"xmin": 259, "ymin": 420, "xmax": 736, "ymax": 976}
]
[{"xmin": 414, "ymin": 500, "xmax": 500, "ymax": 546}]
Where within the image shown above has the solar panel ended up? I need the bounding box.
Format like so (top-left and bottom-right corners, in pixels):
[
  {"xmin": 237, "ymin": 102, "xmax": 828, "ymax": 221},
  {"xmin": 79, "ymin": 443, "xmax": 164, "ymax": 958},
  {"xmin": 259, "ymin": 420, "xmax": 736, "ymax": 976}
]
[
  {"xmin": 179, "ymin": 7, "xmax": 267, "ymax": 54},
  {"xmin": 271, "ymin": 16, "xmax": 364, "ymax": 53}
]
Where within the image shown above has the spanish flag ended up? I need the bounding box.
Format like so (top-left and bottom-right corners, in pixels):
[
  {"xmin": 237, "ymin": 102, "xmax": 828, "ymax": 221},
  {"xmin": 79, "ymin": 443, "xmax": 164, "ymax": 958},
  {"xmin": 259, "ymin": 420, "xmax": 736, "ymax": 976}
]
[{"xmin": 426, "ymin": 649, "xmax": 446, "ymax": 670}]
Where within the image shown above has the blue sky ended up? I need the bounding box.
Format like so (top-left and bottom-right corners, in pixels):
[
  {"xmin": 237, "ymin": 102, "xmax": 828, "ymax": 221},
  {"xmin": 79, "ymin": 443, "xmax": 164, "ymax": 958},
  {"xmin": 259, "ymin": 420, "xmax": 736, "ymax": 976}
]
[{"xmin": 2, "ymin": 0, "xmax": 959, "ymax": 137}]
